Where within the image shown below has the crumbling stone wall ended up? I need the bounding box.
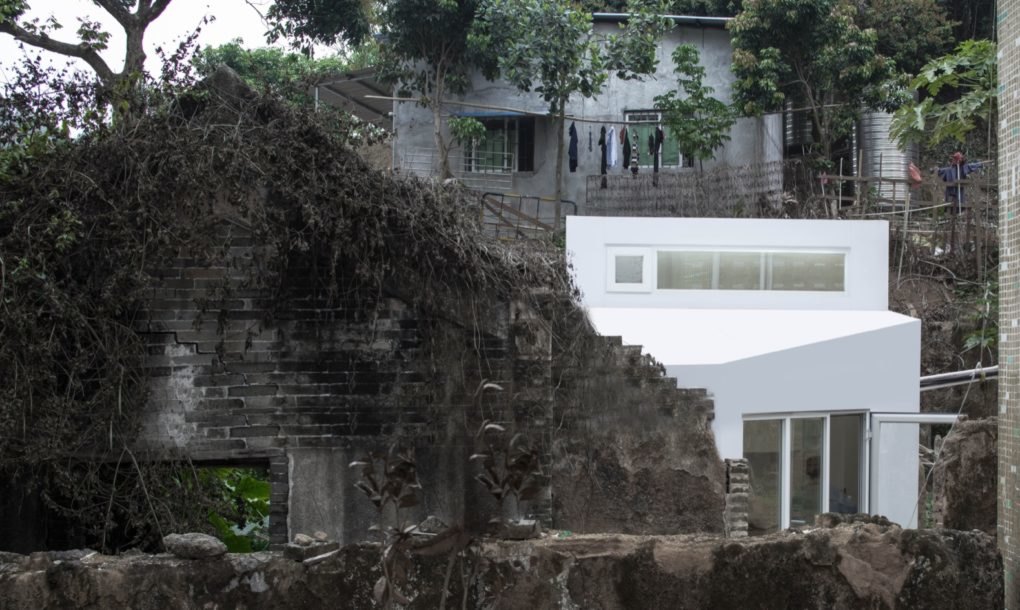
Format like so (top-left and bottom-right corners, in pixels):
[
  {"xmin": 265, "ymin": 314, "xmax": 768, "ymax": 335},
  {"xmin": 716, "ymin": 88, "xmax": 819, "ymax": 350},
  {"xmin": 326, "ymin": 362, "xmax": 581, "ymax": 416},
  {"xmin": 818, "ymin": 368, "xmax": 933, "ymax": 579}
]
[
  {"xmin": 131, "ymin": 223, "xmax": 725, "ymax": 546},
  {"xmin": 933, "ymin": 417, "xmax": 997, "ymax": 534},
  {"xmin": 0, "ymin": 522, "xmax": 1002, "ymax": 609}
]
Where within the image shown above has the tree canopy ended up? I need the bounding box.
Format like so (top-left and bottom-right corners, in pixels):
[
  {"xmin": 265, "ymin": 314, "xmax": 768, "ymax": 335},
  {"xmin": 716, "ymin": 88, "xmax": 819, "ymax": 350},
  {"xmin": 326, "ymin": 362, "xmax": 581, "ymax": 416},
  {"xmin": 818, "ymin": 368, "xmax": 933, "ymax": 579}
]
[
  {"xmin": 855, "ymin": 0, "xmax": 956, "ymax": 76},
  {"xmin": 193, "ymin": 39, "xmax": 377, "ymax": 104},
  {"xmin": 376, "ymin": 0, "xmax": 493, "ymax": 179},
  {"xmin": 654, "ymin": 44, "xmax": 735, "ymax": 166},
  {"xmin": 471, "ymin": 0, "xmax": 671, "ymax": 218},
  {"xmin": 890, "ymin": 39, "xmax": 996, "ymax": 148},
  {"xmin": 264, "ymin": 0, "xmax": 371, "ymax": 53},
  {"xmin": 0, "ymin": 0, "xmax": 174, "ymax": 96},
  {"xmin": 729, "ymin": 0, "xmax": 898, "ymax": 164}
]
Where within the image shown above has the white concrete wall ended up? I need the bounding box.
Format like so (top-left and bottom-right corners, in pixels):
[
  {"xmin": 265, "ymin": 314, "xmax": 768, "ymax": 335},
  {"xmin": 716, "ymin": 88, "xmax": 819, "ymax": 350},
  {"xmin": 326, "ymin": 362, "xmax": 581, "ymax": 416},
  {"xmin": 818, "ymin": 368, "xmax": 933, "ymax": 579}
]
[
  {"xmin": 392, "ymin": 21, "xmax": 783, "ymax": 210},
  {"xmin": 566, "ymin": 217, "xmax": 891, "ymax": 311},
  {"xmin": 673, "ymin": 319, "xmax": 920, "ymax": 460}
]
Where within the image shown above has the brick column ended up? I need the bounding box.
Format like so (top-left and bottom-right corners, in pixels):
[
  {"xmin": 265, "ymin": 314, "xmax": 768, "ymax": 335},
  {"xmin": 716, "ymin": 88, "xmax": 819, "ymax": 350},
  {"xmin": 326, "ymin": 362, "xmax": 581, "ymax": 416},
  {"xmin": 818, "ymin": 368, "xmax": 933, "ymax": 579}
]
[
  {"xmin": 724, "ymin": 459, "xmax": 749, "ymax": 538},
  {"xmin": 1000, "ymin": 3, "xmax": 1020, "ymax": 605},
  {"xmin": 268, "ymin": 454, "xmax": 289, "ymax": 546}
]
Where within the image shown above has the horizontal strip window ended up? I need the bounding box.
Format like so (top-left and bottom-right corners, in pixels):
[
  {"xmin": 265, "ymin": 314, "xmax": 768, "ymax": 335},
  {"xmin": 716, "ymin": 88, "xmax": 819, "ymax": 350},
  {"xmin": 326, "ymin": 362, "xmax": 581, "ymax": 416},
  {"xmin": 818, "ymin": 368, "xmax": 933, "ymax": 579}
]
[{"xmin": 654, "ymin": 250, "xmax": 846, "ymax": 292}]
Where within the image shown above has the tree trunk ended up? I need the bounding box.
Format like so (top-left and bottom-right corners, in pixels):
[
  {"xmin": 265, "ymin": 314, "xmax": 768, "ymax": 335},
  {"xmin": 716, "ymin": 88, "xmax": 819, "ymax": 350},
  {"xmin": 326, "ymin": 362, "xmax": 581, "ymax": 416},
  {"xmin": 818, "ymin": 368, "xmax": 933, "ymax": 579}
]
[
  {"xmin": 553, "ymin": 107, "xmax": 565, "ymax": 231},
  {"xmin": 431, "ymin": 72, "xmax": 452, "ymax": 180},
  {"xmin": 433, "ymin": 101, "xmax": 452, "ymax": 180}
]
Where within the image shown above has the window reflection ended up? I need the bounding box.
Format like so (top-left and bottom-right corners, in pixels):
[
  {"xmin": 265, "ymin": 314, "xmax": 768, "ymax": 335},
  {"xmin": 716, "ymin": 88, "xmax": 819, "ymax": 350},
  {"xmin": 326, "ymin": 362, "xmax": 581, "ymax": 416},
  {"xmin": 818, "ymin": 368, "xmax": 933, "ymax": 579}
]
[{"xmin": 744, "ymin": 420, "xmax": 782, "ymax": 535}]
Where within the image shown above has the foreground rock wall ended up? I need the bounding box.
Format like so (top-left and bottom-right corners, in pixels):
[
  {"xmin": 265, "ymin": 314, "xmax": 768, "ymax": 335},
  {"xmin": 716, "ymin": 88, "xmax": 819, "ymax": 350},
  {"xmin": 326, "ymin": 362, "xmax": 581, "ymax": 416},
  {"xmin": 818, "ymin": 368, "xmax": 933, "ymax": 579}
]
[
  {"xmin": 933, "ymin": 417, "xmax": 997, "ymax": 534},
  {"xmin": 0, "ymin": 522, "xmax": 1001, "ymax": 609}
]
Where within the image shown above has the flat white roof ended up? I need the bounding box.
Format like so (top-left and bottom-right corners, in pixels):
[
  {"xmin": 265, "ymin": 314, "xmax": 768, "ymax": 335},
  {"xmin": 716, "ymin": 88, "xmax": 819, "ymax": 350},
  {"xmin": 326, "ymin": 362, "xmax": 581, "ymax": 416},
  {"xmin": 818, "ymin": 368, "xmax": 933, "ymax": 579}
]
[{"xmin": 587, "ymin": 308, "xmax": 918, "ymax": 365}]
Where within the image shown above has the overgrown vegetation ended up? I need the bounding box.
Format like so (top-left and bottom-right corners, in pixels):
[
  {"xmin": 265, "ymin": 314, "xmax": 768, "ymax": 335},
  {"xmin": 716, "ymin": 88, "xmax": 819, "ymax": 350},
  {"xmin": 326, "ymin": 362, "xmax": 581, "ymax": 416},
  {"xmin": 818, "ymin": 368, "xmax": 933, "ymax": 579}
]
[{"xmin": 0, "ymin": 51, "xmax": 569, "ymax": 550}]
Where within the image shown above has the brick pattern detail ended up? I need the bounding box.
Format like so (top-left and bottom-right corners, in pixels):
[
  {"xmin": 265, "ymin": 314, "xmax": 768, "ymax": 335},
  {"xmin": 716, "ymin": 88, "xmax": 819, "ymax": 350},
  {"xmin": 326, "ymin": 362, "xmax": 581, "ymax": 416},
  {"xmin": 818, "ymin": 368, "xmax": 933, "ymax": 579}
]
[
  {"xmin": 724, "ymin": 459, "xmax": 749, "ymax": 538},
  {"xmin": 137, "ymin": 226, "xmax": 428, "ymax": 459},
  {"xmin": 1002, "ymin": 3, "xmax": 1020, "ymax": 605},
  {"xmin": 132, "ymin": 224, "xmax": 720, "ymax": 543}
]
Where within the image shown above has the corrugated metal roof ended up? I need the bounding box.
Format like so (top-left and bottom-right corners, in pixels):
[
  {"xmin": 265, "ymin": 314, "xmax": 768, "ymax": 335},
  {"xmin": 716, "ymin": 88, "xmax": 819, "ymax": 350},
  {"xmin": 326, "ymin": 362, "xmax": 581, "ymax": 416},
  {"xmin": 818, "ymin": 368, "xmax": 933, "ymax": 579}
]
[{"xmin": 315, "ymin": 67, "xmax": 392, "ymax": 129}]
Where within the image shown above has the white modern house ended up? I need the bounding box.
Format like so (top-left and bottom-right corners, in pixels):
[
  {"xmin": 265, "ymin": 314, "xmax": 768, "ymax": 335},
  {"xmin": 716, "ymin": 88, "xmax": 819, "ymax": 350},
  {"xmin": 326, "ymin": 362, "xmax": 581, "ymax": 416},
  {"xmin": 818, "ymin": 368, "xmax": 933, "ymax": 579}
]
[{"xmin": 567, "ymin": 216, "xmax": 955, "ymax": 532}]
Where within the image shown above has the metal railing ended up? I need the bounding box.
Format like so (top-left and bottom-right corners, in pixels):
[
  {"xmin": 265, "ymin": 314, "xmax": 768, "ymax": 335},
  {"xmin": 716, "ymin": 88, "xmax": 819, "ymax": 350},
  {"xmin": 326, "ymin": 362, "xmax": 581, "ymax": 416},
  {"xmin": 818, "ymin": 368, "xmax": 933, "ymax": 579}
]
[
  {"xmin": 479, "ymin": 192, "xmax": 577, "ymax": 240},
  {"xmin": 395, "ymin": 146, "xmax": 515, "ymax": 192}
]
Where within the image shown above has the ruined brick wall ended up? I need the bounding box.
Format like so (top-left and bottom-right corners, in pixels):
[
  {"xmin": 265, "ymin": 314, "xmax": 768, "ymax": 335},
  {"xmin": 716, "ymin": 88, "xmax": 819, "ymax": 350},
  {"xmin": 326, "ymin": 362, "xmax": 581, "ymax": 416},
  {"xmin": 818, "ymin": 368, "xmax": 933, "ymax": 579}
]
[
  {"xmin": 132, "ymin": 222, "xmax": 724, "ymax": 545},
  {"xmin": 135, "ymin": 222, "xmax": 501, "ymax": 545},
  {"xmin": 1001, "ymin": 2, "xmax": 1020, "ymax": 605},
  {"xmin": 548, "ymin": 301, "xmax": 726, "ymax": 535}
]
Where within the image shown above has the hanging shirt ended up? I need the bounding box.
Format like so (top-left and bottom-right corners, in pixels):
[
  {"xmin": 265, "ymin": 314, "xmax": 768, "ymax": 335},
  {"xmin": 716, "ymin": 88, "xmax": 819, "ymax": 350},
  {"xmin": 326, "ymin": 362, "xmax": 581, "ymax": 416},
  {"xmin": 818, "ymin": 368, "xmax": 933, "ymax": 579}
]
[
  {"xmin": 607, "ymin": 126, "xmax": 618, "ymax": 168},
  {"xmin": 622, "ymin": 128, "xmax": 632, "ymax": 170},
  {"xmin": 568, "ymin": 122, "xmax": 579, "ymax": 173},
  {"xmin": 598, "ymin": 126, "xmax": 607, "ymax": 176}
]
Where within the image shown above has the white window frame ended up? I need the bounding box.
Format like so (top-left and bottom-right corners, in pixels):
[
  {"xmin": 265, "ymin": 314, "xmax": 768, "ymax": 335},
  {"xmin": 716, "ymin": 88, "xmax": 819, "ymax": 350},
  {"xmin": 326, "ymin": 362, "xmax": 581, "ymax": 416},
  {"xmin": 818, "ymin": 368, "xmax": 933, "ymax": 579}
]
[
  {"xmin": 654, "ymin": 246, "xmax": 849, "ymax": 294},
  {"xmin": 606, "ymin": 247, "xmax": 653, "ymax": 293},
  {"xmin": 744, "ymin": 410, "xmax": 869, "ymax": 530}
]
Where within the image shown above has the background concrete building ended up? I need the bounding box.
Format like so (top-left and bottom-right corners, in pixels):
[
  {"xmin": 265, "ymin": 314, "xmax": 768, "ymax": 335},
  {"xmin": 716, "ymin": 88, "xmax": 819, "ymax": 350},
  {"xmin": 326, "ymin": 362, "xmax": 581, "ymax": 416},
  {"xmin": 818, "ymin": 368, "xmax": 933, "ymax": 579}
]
[{"xmin": 390, "ymin": 14, "xmax": 783, "ymax": 212}]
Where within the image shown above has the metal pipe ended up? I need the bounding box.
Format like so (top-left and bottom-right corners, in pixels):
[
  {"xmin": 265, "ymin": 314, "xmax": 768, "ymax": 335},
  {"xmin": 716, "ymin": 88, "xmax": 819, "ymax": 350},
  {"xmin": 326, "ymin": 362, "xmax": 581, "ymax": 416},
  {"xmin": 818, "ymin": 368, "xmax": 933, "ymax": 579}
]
[{"xmin": 919, "ymin": 365, "xmax": 998, "ymax": 391}]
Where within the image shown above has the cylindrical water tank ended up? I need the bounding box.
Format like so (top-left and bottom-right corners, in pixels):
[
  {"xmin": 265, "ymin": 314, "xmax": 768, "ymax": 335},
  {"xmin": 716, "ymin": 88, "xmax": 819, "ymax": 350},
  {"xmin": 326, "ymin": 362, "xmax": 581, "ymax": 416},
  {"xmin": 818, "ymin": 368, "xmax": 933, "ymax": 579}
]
[
  {"xmin": 857, "ymin": 111, "xmax": 917, "ymax": 202},
  {"xmin": 783, "ymin": 99, "xmax": 814, "ymax": 155}
]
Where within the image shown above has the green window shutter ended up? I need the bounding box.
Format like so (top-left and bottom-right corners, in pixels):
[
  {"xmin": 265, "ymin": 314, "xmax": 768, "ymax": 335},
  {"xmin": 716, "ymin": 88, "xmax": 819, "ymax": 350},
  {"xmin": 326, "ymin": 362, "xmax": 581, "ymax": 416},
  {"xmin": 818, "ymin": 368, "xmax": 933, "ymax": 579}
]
[{"xmin": 661, "ymin": 131, "xmax": 680, "ymax": 166}]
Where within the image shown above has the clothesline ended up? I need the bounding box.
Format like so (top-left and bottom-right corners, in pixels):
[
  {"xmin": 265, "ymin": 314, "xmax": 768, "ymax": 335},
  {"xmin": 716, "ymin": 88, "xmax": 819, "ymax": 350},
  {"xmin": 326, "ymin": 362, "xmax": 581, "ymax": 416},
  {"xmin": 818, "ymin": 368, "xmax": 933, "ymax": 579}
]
[{"xmin": 363, "ymin": 94, "xmax": 668, "ymax": 125}]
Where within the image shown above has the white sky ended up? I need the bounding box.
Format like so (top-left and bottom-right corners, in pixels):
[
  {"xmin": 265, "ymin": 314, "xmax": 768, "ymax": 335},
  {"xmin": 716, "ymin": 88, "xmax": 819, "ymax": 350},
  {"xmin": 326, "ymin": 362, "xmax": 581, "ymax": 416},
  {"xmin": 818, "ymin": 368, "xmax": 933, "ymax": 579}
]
[{"xmin": 0, "ymin": 0, "xmax": 287, "ymax": 78}]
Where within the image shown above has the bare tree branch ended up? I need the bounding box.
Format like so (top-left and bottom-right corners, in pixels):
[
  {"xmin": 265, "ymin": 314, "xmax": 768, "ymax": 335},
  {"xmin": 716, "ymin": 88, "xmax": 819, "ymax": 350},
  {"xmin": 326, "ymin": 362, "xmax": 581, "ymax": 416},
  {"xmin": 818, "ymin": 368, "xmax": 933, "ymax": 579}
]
[
  {"xmin": 0, "ymin": 20, "xmax": 115, "ymax": 84},
  {"xmin": 93, "ymin": 0, "xmax": 134, "ymax": 27},
  {"xmin": 147, "ymin": 0, "xmax": 174, "ymax": 23}
]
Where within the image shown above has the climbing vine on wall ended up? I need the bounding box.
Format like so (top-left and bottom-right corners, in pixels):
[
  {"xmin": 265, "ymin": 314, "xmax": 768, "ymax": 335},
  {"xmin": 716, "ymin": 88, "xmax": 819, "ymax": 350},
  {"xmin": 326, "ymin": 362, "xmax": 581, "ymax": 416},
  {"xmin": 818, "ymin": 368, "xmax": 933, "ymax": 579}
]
[{"xmin": 0, "ymin": 60, "xmax": 571, "ymax": 550}]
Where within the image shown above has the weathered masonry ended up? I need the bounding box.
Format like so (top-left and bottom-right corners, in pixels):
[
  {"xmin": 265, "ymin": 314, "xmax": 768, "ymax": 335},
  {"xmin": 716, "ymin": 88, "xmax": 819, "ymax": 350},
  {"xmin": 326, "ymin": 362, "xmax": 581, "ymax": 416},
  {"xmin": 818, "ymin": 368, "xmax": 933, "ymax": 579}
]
[{"xmin": 135, "ymin": 222, "xmax": 726, "ymax": 545}]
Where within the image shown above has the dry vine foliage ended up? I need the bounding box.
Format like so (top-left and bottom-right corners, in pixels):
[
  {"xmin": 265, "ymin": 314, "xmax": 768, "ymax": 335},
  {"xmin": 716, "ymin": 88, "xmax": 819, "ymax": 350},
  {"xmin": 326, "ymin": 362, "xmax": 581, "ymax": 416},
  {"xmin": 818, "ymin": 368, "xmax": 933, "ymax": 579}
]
[{"xmin": 0, "ymin": 66, "xmax": 570, "ymax": 550}]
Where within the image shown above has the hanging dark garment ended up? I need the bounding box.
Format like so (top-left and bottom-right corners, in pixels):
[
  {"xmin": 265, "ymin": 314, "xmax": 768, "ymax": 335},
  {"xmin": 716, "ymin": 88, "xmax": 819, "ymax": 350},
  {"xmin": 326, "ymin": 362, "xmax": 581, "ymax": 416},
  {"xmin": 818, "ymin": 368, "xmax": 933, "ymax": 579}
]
[
  {"xmin": 598, "ymin": 126, "xmax": 608, "ymax": 188},
  {"xmin": 653, "ymin": 126, "xmax": 664, "ymax": 174},
  {"xmin": 568, "ymin": 122, "xmax": 579, "ymax": 173},
  {"xmin": 622, "ymin": 127, "xmax": 631, "ymax": 170}
]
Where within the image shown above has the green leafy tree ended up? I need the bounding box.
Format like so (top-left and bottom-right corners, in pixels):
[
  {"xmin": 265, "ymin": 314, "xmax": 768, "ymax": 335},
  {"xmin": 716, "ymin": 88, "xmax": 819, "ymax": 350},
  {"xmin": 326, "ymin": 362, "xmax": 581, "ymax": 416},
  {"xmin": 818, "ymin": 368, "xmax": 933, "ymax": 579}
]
[
  {"xmin": 855, "ymin": 0, "xmax": 956, "ymax": 76},
  {"xmin": 0, "ymin": 0, "xmax": 173, "ymax": 99},
  {"xmin": 0, "ymin": 1, "xmax": 372, "ymax": 107},
  {"xmin": 729, "ymin": 0, "xmax": 898, "ymax": 165},
  {"xmin": 264, "ymin": 0, "xmax": 372, "ymax": 54},
  {"xmin": 376, "ymin": 0, "xmax": 494, "ymax": 180},
  {"xmin": 890, "ymin": 39, "xmax": 996, "ymax": 148},
  {"xmin": 271, "ymin": 0, "xmax": 490, "ymax": 179},
  {"xmin": 471, "ymin": 0, "xmax": 671, "ymax": 224},
  {"xmin": 193, "ymin": 39, "xmax": 377, "ymax": 105},
  {"xmin": 654, "ymin": 44, "xmax": 735, "ymax": 168}
]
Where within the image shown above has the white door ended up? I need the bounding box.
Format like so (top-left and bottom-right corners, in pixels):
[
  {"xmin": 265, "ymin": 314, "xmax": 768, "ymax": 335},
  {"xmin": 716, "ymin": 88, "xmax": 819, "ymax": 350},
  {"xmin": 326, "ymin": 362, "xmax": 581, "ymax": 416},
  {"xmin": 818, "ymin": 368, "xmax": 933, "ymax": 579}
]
[{"xmin": 869, "ymin": 413, "xmax": 960, "ymax": 528}]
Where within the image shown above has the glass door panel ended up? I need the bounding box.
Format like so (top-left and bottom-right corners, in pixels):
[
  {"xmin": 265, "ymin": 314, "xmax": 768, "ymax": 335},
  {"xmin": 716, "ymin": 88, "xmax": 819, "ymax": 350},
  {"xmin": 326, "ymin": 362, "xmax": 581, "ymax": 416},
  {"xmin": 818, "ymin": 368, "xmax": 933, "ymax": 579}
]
[
  {"xmin": 829, "ymin": 415, "xmax": 862, "ymax": 514},
  {"xmin": 744, "ymin": 419, "xmax": 782, "ymax": 535},
  {"xmin": 790, "ymin": 418, "xmax": 823, "ymax": 527}
]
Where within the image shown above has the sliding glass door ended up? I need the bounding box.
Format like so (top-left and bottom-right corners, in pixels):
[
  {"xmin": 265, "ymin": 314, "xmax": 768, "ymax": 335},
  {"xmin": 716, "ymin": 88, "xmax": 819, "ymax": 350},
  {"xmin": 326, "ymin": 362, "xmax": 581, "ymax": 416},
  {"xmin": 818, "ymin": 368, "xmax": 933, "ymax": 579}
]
[{"xmin": 743, "ymin": 412, "xmax": 866, "ymax": 532}]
